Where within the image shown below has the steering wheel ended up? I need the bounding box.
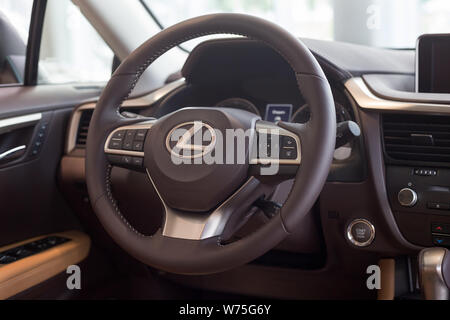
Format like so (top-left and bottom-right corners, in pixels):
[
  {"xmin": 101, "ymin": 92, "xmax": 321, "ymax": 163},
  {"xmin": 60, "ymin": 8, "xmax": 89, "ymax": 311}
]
[{"xmin": 86, "ymin": 13, "xmax": 336, "ymax": 275}]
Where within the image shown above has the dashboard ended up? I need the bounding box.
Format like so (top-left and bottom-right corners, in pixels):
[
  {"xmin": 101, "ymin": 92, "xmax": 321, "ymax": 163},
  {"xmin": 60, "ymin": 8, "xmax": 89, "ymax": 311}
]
[
  {"xmin": 57, "ymin": 36, "xmax": 450, "ymax": 298},
  {"xmin": 62, "ymin": 36, "xmax": 450, "ymax": 284}
]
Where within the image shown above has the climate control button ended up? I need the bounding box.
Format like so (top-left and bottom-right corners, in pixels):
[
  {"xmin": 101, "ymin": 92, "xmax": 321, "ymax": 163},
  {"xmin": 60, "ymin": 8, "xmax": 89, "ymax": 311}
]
[{"xmin": 398, "ymin": 188, "xmax": 418, "ymax": 207}]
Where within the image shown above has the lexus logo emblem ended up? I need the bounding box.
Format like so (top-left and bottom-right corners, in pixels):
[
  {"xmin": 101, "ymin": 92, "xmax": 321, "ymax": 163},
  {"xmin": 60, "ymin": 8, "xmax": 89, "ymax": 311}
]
[{"xmin": 166, "ymin": 121, "xmax": 217, "ymax": 159}]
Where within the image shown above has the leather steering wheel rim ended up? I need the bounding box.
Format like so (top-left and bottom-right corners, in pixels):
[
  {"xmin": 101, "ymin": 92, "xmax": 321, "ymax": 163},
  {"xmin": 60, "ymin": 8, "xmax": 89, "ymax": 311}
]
[{"xmin": 86, "ymin": 13, "xmax": 336, "ymax": 275}]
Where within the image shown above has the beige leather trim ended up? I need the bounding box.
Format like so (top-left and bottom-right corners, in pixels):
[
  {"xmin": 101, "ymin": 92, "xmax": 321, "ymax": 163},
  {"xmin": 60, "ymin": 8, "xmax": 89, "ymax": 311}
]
[
  {"xmin": 60, "ymin": 156, "xmax": 86, "ymax": 183},
  {"xmin": 0, "ymin": 230, "xmax": 90, "ymax": 300},
  {"xmin": 377, "ymin": 259, "xmax": 395, "ymax": 300}
]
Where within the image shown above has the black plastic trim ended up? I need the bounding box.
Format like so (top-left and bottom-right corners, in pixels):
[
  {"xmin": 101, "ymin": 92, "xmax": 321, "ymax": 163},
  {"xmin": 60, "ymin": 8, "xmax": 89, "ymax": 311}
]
[
  {"xmin": 24, "ymin": 0, "xmax": 47, "ymax": 86},
  {"xmin": 139, "ymin": 0, "xmax": 190, "ymax": 54},
  {"xmin": 0, "ymin": 236, "xmax": 70, "ymax": 265}
]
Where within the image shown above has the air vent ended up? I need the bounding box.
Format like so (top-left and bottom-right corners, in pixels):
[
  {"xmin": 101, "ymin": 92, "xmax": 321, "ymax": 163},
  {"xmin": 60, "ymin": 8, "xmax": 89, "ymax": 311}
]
[
  {"xmin": 75, "ymin": 109, "xmax": 93, "ymax": 147},
  {"xmin": 75, "ymin": 107, "xmax": 144, "ymax": 149},
  {"xmin": 383, "ymin": 114, "xmax": 450, "ymax": 164}
]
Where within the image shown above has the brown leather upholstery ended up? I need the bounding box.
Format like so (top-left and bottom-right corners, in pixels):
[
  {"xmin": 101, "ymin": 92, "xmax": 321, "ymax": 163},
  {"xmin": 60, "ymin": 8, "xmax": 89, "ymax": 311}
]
[{"xmin": 86, "ymin": 13, "xmax": 336, "ymax": 275}]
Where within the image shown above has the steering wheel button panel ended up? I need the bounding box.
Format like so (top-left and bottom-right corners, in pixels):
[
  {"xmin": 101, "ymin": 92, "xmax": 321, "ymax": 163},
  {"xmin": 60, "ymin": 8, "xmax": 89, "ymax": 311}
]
[
  {"xmin": 104, "ymin": 121, "xmax": 155, "ymax": 171},
  {"xmin": 107, "ymin": 154, "xmax": 144, "ymax": 170},
  {"xmin": 251, "ymin": 121, "xmax": 301, "ymax": 165}
]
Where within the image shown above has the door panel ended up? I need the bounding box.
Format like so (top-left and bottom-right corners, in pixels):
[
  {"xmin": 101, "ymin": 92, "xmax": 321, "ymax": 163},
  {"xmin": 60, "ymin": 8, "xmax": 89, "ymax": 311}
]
[
  {"xmin": 0, "ymin": 230, "xmax": 90, "ymax": 299},
  {"xmin": 0, "ymin": 84, "xmax": 102, "ymax": 298},
  {"xmin": 0, "ymin": 84, "xmax": 101, "ymax": 247}
]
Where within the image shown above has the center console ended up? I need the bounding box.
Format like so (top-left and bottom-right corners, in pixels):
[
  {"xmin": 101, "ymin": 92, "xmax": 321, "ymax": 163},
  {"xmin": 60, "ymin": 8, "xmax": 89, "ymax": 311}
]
[
  {"xmin": 384, "ymin": 113, "xmax": 450, "ymax": 248},
  {"xmin": 380, "ymin": 34, "xmax": 450, "ymax": 250}
]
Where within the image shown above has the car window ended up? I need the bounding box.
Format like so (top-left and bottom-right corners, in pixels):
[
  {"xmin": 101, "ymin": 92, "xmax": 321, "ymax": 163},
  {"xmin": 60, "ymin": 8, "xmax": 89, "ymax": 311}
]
[
  {"xmin": 145, "ymin": 0, "xmax": 450, "ymax": 49},
  {"xmin": 38, "ymin": 0, "xmax": 114, "ymax": 84},
  {"xmin": 0, "ymin": 0, "xmax": 33, "ymax": 85}
]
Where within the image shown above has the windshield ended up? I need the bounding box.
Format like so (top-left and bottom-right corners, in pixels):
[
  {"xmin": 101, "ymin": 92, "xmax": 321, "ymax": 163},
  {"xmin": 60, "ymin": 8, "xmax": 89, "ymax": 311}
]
[{"xmin": 143, "ymin": 0, "xmax": 450, "ymax": 49}]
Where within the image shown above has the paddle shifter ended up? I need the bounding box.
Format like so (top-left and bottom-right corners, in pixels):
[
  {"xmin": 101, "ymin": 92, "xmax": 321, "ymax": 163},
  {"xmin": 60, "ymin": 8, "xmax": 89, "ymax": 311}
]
[{"xmin": 418, "ymin": 247, "xmax": 450, "ymax": 300}]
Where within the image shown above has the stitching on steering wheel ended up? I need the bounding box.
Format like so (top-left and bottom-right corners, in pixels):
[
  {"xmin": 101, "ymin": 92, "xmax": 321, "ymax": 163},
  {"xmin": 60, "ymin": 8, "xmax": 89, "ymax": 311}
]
[
  {"xmin": 105, "ymin": 165, "xmax": 147, "ymax": 237},
  {"xmin": 104, "ymin": 28, "xmax": 319, "ymax": 241},
  {"xmin": 112, "ymin": 29, "xmax": 320, "ymax": 115}
]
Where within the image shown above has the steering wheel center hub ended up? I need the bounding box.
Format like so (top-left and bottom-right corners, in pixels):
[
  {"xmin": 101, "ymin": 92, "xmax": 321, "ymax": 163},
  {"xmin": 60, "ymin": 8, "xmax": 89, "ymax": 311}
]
[
  {"xmin": 165, "ymin": 121, "xmax": 217, "ymax": 160},
  {"xmin": 145, "ymin": 107, "xmax": 257, "ymax": 212}
]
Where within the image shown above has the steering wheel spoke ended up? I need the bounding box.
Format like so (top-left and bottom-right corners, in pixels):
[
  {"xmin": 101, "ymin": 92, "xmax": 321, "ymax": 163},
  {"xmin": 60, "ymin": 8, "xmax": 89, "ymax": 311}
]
[
  {"xmin": 250, "ymin": 121, "xmax": 302, "ymax": 177},
  {"xmin": 104, "ymin": 119, "xmax": 156, "ymax": 171},
  {"xmin": 147, "ymin": 172, "xmax": 268, "ymax": 241}
]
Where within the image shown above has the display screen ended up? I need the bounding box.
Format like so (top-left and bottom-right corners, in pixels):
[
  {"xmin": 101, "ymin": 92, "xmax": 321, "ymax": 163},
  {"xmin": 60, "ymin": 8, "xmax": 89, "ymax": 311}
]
[
  {"xmin": 430, "ymin": 41, "xmax": 450, "ymax": 93},
  {"xmin": 265, "ymin": 104, "xmax": 293, "ymax": 122},
  {"xmin": 417, "ymin": 34, "xmax": 450, "ymax": 93}
]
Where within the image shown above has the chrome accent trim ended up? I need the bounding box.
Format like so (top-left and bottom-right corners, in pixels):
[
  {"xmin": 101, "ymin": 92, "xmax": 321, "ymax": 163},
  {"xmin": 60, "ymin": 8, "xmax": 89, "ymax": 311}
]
[
  {"xmin": 415, "ymin": 37, "xmax": 420, "ymax": 93},
  {"xmin": 250, "ymin": 121, "xmax": 302, "ymax": 165},
  {"xmin": 146, "ymin": 168, "xmax": 258, "ymax": 240},
  {"xmin": 66, "ymin": 78, "xmax": 185, "ymax": 154},
  {"xmin": 398, "ymin": 188, "xmax": 418, "ymax": 207},
  {"xmin": 104, "ymin": 120, "xmax": 156, "ymax": 157},
  {"xmin": 346, "ymin": 219, "xmax": 376, "ymax": 247},
  {"xmin": 419, "ymin": 248, "xmax": 449, "ymax": 300},
  {"xmin": 0, "ymin": 113, "xmax": 42, "ymax": 133},
  {"xmin": 0, "ymin": 145, "xmax": 26, "ymax": 160},
  {"xmin": 202, "ymin": 177, "xmax": 260, "ymax": 239},
  {"xmin": 345, "ymin": 77, "xmax": 450, "ymax": 113},
  {"xmin": 165, "ymin": 121, "xmax": 217, "ymax": 159},
  {"xmin": 141, "ymin": 78, "xmax": 185, "ymax": 105}
]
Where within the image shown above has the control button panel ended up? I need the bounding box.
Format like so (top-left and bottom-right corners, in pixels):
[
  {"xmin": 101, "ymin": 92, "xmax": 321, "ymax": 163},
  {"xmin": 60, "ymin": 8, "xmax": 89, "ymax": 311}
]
[
  {"xmin": 105, "ymin": 122, "xmax": 154, "ymax": 171},
  {"xmin": 432, "ymin": 235, "xmax": 450, "ymax": 246},
  {"xmin": 346, "ymin": 219, "xmax": 375, "ymax": 247},
  {"xmin": 28, "ymin": 112, "xmax": 52, "ymax": 159},
  {"xmin": 427, "ymin": 202, "xmax": 450, "ymax": 211},
  {"xmin": 414, "ymin": 168, "xmax": 438, "ymax": 177},
  {"xmin": 256, "ymin": 132, "xmax": 300, "ymax": 162},
  {"xmin": 108, "ymin": 129, "xmax": 148, "ymax": 152},
  {"xmin": 431, "ymin": 222, "xmax": 450, "ymax": 247},
  {"xmin": 387, "ymin": 166, "xmax": 450, "ymax": 248},
  {"xmin": 30, "ymin": 121, "xmax": 49, "ymax": 157},
  {"xmin": 432, "ymin": 222, "xmax": 450, "ymax": 234},
  {"xmin": 280, "ymin": 136, "xmax": 298, "ymax": 160},
  {"xmin": 107, "ymin": 154, "xmax": 144, "ymax": 170},
  {"xmin": 386, "ymin": 166, "xmax": 450, "ymax": 215},
  {"xmin": 0, "ymin": 236, "xmax": 70, "ymax": 265}
]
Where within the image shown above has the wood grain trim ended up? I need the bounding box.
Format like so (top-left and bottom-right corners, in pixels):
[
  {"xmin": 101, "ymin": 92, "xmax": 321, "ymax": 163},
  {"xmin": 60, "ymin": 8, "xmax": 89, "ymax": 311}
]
[
  {"xmin": 0, "ymin": 230, "xmax": 90, "ymax": 300},
  {"xmin": 377, "ymin": 259, "xmax": 395, "ymax": 300}
]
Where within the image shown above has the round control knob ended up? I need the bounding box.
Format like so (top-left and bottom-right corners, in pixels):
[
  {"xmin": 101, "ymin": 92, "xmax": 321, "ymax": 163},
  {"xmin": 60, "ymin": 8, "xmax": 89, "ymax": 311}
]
[
  {"xmin": 347, "ymin": 219, "xmax": 375, "ymax": 247},
  {"xmin": 398, "ymin": 188, "xmax": 418, "ymax": 207}
]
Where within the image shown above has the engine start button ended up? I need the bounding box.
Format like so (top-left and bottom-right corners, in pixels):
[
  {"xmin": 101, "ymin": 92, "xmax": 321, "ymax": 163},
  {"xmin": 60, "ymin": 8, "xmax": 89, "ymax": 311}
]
[{"xmin": 347, "ymin": 219, "xmax": 375, "ymax": 247}]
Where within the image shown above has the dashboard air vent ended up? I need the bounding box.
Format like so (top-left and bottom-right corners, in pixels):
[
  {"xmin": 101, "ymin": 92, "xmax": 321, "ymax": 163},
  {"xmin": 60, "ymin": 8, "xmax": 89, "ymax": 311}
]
[
  {"xmin": 383, "ymin": 114, "xmax": 450, "ymax": 164},
  {"xmin": 75, "ymin": 107, "xmax": 144, "ymax": 149},
  {"xmin": 75, "ymin": 109, "xmax": 93, "ymax": 147}
]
